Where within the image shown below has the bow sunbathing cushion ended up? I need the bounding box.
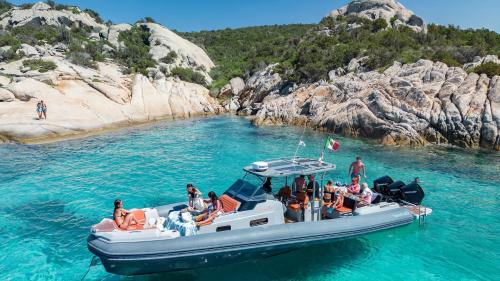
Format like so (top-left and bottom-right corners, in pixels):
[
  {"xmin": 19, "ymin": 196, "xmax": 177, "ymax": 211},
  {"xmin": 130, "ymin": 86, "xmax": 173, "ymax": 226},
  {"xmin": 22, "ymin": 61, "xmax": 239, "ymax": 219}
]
[
  {"xmin": 92, "ymin": 218, "xmax": 145, "ymax": 232},
  {"xmin": 220, "ymin": 195, "xmax": 241, "ymax": 213},
  {"xmin": 92, "ymin": 218, "xmax": 116, "ymax": 232}
]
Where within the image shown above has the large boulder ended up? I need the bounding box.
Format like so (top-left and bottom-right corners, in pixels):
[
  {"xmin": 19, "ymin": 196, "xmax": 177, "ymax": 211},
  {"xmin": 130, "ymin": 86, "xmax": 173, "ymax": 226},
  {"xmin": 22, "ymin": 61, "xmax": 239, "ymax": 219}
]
[
  {"xmin": 0, "ymin": 88, "xmax": 15, "ymax": 102},
  {"xmin": 142, "ymin": 23, "xmax": 215, "ymax": 82},
  {"xmin": 16, "ymin": 44, "xmax": 39, "ymax": 58},
  {"xmin": 463, "ymin": 55, "xmax": 500, "ymax": 70},
  {"xmin": 328, "ymin": 0, "xmax": 427, "ymax": 33}
]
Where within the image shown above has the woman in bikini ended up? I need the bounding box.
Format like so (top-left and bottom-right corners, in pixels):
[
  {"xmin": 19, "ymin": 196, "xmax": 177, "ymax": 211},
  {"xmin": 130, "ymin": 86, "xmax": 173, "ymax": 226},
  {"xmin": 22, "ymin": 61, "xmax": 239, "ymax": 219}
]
[
  {"xmin": 195, "ymin": 191, "xmax": 223, "ymax": 226},
  {"xmin": 113, "ymin": 199, "xmax": 138, "ymax": 230}
]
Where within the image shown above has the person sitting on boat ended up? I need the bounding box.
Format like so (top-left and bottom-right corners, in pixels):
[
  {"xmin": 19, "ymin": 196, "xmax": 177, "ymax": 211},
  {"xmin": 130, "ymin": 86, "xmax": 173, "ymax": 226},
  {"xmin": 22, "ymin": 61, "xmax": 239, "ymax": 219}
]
[
  {"xmin": 348, "ymin": 156, "xmax": 366, "ymax": 179},
  {"xmin": 263, "ymin": 177, "xmax": 275, "ymax": 200},
  {"xmin": 186, "ymin": 183, "xmax": 206, "ymax": 214},
  {"xmin": 195, "ymin": 191, "xmax": 224, "ymax": 227},
  {"xmin": 321, "ymin": 191, "xmax": 346, "ymax": 219},
  {"xmin": 358, "ymin": 183, "xmax": 373, "ymax": 207},
  {"xmin": 294, "ymin": 175, "xmax": 306, "ymax": 194},
  {"xmin": 321, "ymin": 192, "xmax": 334, "ymax": 218},
  {"xmin": 306, "ymin": 175, "xmax": 320, "ymax": 199},
  {"xmin": 347, "ymin": 177, "xmax": 361, "ymax": 194},
  {"xmin": 289, "ymin": 187, "xmax": 309, "ymax": 209},
  {"xmin": 324, "ymin": 179, "xmax": 336, "ymax": 195},
  {"xmin": 277, "ymin": 185, "xmax": 292, "ymax": 202},
  {"xmin": 113, "ymin": 199, "xmax": 139, "ymax": 230}
]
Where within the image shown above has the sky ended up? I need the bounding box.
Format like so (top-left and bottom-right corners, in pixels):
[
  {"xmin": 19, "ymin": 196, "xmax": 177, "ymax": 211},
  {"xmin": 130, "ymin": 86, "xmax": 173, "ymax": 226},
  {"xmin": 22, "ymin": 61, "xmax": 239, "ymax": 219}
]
[{"xmin": 9, "ymin": 0, "xmax": 500, "ymax": 32}]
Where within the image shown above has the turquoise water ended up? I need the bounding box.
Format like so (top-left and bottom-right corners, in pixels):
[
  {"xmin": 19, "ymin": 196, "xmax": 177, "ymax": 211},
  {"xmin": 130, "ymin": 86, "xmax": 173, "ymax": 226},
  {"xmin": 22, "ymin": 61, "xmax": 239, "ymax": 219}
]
[{"xmin": 0, "ymin": 116, "xmax": 499, "ymax": 281}]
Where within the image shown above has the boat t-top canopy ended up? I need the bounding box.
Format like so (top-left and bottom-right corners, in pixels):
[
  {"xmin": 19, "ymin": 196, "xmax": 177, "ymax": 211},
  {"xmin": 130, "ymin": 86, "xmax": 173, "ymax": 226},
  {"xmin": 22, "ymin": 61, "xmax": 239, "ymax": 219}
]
[{"xmin": 243, "ymin": 158, "xmax": 336, "ymax": 178}]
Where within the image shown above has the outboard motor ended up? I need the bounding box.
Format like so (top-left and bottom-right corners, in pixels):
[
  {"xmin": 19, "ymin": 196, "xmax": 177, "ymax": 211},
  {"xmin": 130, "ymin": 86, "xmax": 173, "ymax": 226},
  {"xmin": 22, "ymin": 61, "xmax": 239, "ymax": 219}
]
[
  {"xmin": 386, "ymin": 181, "xmax": 405, "ymax": 197},
  {"xmin": 373, "ymin": 176, "xmax": 394, "ymax": 193},
  {"xmin": 399, "ymin": 182, "xmax": 425, "ymax": 205}
]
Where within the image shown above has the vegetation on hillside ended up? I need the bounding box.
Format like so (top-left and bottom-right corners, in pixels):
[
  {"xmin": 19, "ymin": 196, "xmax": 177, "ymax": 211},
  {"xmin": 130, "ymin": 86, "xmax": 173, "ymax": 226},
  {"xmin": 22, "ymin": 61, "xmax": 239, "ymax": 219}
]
[
  {"xmin": 471, "ymin": 62, "xmax": 500, "ymax": 77},
  {"xmin": 0, "ymin": 24, "xmax": 112, "ymax": 68},
  {"xmin": 182, "ymin": 16, "xmax": 500, "ymax": 86},
  {"xmin": 22, "ymin": 58, "xmax": 56, "ymax": 72},
  {"xmin": 117, "ymin": 25, "xmax": 156, "ymax": 75},
  {"xmin": 179, "ymin": 24, "xmax": 314, "ymax": 90},
  {"xmin": 170, "ymin": 67, "xmax": 207, "ymax": 86},
  {"xmin": 0, "ymin": 0, "xmax": 11, "ymax": 14}
]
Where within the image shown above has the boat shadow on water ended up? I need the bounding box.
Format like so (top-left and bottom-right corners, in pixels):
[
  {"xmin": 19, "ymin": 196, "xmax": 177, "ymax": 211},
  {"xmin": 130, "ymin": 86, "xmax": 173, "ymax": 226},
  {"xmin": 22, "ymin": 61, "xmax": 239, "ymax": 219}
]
[{"xmin": 126, "ymin": 238, "xmax": 377, "ymax": 281}]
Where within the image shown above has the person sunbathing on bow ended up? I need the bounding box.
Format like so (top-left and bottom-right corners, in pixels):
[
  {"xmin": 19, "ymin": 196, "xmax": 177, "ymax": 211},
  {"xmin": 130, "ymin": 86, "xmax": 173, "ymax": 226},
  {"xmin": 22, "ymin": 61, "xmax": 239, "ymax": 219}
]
[{"xmin": 113, "ymin": 199, "xmax": 138, "ymax": 230}]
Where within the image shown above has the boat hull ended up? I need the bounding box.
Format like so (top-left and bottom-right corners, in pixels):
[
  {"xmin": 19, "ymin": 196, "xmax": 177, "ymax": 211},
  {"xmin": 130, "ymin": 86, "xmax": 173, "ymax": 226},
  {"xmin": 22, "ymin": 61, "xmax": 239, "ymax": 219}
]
[{"xmin": 87, "ymin": 207, "xmax": 414, "ymax": 276}]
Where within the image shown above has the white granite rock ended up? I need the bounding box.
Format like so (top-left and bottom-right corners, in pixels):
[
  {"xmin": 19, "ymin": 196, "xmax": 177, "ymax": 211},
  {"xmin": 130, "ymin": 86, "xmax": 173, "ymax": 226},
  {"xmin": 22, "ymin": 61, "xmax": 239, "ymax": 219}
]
[
  {"xmin": 463, "ymin": 55, "xmax": 500, "ymax": 70},
  {"xmin": 16, "ymin": 44, "xmax": 39, "ymax": 58},
  {"xmin": 328, "ymin": 0, "xmax": 427, "ymax": 33},
  {"xmin": 143, "ymin": 23, "xmax": 214, "ymax": 82},
  {"xmin": 240, "ymin": 60, "xmax": 499, "ymax": 150},
  {"xmin": 0, "ymin": 88, "xmax": 15, "ymax": 102},
  {"xmin": 0, "ymin": 1, "xmax": 107, "ymax": 32}
]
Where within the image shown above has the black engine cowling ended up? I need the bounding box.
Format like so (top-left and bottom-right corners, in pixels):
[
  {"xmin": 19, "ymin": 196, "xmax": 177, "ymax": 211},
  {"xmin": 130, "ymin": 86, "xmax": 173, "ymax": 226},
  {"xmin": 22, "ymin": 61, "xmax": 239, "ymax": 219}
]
[
  {"xmin": 399, "ymin": 182, "xmax": 425, "ymax": 205},
  {"xmin": 373, "ymin": 176, "xmax": 425, "ymax": 205},
  {"xmin": 373, "ymin": 176, "xmax": 394, "ymax": 193}
]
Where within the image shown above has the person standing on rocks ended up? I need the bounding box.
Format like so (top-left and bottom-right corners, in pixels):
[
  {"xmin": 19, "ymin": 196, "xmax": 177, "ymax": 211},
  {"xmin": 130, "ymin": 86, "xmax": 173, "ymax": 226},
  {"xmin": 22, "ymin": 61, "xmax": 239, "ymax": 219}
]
[
  {"xmin": 36, "ymin": 101, "xmax": 43, "ymax": 120},
  {"xmin": 41, "ymin": 100, "xmax": 47, "ymax": 119},
  {"xmin": 348, "ymin": 156, "xmax": 366, "ymax": 180}
]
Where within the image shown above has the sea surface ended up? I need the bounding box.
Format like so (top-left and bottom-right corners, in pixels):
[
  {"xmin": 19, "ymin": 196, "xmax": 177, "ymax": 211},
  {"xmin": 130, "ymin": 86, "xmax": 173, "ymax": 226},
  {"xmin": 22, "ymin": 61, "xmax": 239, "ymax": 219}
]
[{"xmin": 0, "ymin": 116, "xmax": 499, "ymax": 281}]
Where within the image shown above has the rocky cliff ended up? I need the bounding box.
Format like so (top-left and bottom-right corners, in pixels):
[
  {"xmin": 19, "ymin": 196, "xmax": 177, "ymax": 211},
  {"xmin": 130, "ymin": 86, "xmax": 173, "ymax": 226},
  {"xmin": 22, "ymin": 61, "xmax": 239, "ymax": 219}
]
[
  {"xmin": 235, "ymin": 60, "xmax": 500, "ymax": 150},
  {"xmin": 0, "ymin": 2, "xmax": 220, "ymax": 143}
]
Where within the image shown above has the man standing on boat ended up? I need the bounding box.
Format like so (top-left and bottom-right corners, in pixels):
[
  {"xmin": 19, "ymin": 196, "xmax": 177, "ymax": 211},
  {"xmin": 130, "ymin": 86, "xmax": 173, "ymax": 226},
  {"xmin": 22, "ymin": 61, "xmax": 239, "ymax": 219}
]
[{"xmin": 348, "ymin": 156, "xmax": 366, "ymax": 180}]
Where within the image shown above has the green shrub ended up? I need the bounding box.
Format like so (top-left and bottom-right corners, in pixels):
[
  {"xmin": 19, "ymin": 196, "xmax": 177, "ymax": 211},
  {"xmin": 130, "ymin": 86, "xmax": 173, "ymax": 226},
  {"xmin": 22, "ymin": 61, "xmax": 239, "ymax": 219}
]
[
  {"xmin": 45, "ymin": 0, "xmax": 55, "ymax": 8},
  {"xmin": 170, "ymin": 67, "xmax": 207, "ymax": 86},
  {"xmin": 20, "ymin": 3, "xmax": 32, "ymax": 9},
  {"xmin": 70, "ymin": 7, "xmax": 80, "ymax": 14},
  {"xmin": 117, "ymin": 25, "xmax": 156, "ymax": 75},
  {"xmin": 83, "ymin": 8, "xmax": 103, "ymax": 23},
  {"xmin": 66, "ymin": 51, "xmax": 97, "ymax": 68},
  {"xmin": 372, "ymin": 18, "xmax": 388, "ymax": 32},
  {"xmin": 471, "ymin": 62, "xmax": 500, "ymax": 77},
  {"xmin": 0, "ymin": 33, "xmax": 20, "ymax": 49},
  {"xmin": 160, "ymin": 51, "xmax": 177, "ymax": 64},
  {"xmin": 144, "ymin": 17, "xmax": 156, "ymax": 23},
  {"xmin": 22, "ymin": 59, "xmax": 57, "ymax": 73},
  {"xmin": 0, "ymin": 0, "xmax": 12, "ymax": 14}
]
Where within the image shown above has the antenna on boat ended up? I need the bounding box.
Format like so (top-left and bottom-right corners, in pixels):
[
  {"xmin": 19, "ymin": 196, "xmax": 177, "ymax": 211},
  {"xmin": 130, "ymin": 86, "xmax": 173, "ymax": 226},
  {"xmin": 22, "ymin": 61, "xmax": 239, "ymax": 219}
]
[{"xmin": 292, "ymin": 118, "xmax": 308, "ymax": 162}]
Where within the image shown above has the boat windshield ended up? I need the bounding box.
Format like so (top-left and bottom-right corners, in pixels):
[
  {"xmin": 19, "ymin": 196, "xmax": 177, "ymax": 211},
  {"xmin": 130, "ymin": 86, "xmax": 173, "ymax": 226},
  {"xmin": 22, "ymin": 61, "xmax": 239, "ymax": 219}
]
[{"xmin": 223, "ymin": 174, "xmax": 266, "ymax": 211}]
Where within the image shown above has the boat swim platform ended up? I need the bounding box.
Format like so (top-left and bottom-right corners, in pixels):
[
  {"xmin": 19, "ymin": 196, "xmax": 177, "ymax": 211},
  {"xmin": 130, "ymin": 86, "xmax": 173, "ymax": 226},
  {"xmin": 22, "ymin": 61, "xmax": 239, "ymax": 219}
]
[{"xmin": 244, "ymin": 157, "xmax": 336, "ymax": 178}]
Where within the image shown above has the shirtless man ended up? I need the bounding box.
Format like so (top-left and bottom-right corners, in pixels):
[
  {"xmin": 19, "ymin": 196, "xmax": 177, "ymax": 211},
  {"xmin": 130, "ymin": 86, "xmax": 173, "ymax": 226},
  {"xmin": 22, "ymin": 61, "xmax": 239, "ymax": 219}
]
[{"xmin": 348, "ymin": 156, "xmax": 366, "ymax": 179}]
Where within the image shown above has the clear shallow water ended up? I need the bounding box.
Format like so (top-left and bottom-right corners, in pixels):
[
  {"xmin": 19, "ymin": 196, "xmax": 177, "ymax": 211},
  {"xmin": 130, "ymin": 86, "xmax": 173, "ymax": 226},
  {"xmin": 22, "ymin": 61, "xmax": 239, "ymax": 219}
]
[{"xmin": 0, "ymin": 116, "xmax": 499, "ymax": 281}]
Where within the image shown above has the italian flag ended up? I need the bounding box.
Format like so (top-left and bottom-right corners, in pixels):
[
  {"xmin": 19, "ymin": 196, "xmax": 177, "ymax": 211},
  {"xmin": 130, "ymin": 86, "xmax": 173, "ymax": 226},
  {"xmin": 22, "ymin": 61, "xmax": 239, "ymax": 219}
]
[{"xmin": 325, "ymin": 137, "xmax": 340, "ymax": 151}]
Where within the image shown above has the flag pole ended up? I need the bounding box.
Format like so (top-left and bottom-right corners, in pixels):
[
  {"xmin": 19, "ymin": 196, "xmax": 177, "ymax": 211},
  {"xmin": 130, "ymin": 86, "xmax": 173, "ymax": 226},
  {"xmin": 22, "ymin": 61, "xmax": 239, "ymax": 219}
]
[
  {"xmin": 319, "ymin": 137, "xmax": 327, "ymax": 163},
  {"xmin": 293, "ymin": 119, "xmax": 308, "ymax": 162}
]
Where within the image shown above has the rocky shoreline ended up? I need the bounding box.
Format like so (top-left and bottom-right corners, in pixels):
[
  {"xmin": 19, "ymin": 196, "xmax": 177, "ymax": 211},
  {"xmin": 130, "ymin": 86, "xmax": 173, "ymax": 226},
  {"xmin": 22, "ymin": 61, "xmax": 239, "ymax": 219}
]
[
  {"xmin": 232, "ymin": 60, "xmax": 500, "ymax": 151},
  {"xmin": 0, "ymin": 1, "xmax": 498, "ymax": 151}
]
